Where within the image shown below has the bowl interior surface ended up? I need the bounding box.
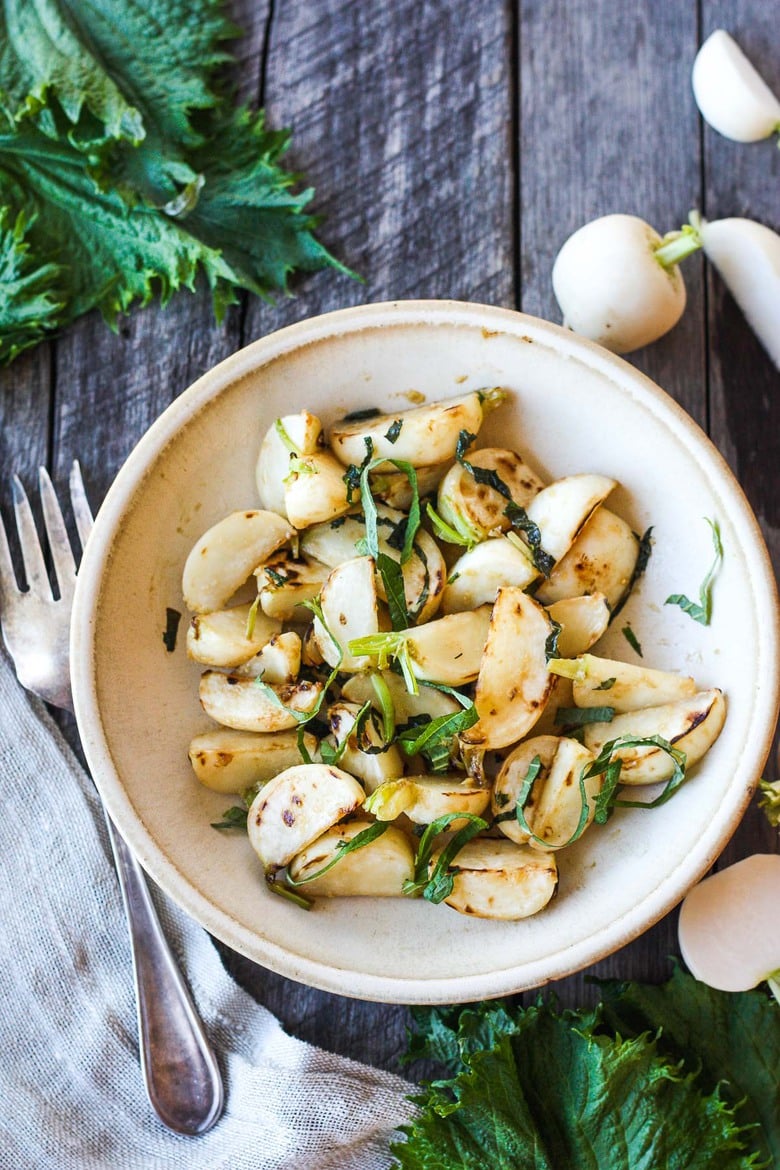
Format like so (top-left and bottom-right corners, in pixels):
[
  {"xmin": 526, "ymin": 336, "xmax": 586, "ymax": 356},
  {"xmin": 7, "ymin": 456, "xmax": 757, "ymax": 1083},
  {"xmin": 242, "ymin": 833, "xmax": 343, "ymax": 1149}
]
[{"xmin": 72, "ymin": 302, "xmax": 779, "ymax": 1003}]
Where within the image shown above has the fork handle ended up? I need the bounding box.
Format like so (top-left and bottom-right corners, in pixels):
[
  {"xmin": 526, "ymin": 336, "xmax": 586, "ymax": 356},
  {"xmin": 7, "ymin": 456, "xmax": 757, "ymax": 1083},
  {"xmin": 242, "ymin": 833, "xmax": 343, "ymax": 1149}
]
[{"xmin": 104, "ymin": 813, "xmax": 225, "ymax": 1134}]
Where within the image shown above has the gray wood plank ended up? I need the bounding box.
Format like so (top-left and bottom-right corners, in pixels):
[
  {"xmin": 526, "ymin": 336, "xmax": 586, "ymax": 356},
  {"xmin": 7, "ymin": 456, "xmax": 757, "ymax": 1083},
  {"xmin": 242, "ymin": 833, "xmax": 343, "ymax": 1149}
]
[
  {"xmin": 0, "ymin": 346, "xmax": 51, "ymax": 474},
  {"xmin": 243, "ymin": 0, "xmax": 515, "ymax": 346},
  {"xmin": 519, "ymin": 0, "xmax": 706, "ymax": 426},
  {"xmin": 700, "ymin": 4, "xmax": 780, "ymax": 871}
]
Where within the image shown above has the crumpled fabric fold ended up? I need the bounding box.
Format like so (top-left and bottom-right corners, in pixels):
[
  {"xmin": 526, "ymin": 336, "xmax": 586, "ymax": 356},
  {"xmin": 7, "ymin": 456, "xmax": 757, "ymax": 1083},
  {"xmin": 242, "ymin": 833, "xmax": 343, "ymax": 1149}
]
[{"xmin": 0, "ymin": 650, "xmax": 414, "ymax": 1169}]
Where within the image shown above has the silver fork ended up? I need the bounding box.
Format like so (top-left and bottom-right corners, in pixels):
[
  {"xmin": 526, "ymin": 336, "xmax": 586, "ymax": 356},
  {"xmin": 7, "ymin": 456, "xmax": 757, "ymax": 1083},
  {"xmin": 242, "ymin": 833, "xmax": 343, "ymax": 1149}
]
[{"xmin": 0, "ymin": 463, "xmax": 224, "ymax": 1136}]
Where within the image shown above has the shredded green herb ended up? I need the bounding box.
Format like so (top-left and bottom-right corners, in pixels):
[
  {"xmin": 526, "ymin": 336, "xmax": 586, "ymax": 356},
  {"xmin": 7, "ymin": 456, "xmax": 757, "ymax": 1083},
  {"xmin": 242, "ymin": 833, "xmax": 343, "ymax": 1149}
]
[
  {"xmin": 284, "ymin": 821, "xmax": 389, "ymax": 887},
  {"xmin": 211, "ymin": 804, "xmax": 249, "ymax": 832},
  {"xmin": 611, "ymin": 526, "xmax": 654, "ymax": 619},
  {"xmin": 340, "ymin": 407, "xmax": 382, "ymax": 422},
  {"xmin": 162, "ymin": 607, "xmax": 181, "ymax": 653},
  {"xmin": 554, "ymin": 705, "xmax": 615, "ymax": 727},
  {"xmin": 402, "ymin": 812, "xmax": 489, "ymax": 903},
  {"xmin": 665, "ymin": 517, "xmax": 723, "ymax": 626},
  {"xmin": 622, "ymin": 625, "xmax": 643, "ymax": 656},
  {"xmin": 384, "ymin": 419, "xmax": 403, "ymax": 444}
]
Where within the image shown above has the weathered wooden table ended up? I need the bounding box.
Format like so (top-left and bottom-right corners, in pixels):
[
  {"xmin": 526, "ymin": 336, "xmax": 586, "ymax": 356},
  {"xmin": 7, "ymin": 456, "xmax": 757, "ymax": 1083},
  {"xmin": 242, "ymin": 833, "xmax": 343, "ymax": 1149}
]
[{"xmin": 1, "ymin": 1, "xmax": 777, "ymax": 1073}]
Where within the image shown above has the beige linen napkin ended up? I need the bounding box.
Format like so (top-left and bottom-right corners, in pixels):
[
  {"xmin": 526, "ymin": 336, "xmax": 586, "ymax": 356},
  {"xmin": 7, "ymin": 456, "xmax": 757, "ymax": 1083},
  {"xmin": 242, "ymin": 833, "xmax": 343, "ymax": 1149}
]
[{"xmin": 0, "ymin": 649, "xmax": 415, "ymax": 1168}]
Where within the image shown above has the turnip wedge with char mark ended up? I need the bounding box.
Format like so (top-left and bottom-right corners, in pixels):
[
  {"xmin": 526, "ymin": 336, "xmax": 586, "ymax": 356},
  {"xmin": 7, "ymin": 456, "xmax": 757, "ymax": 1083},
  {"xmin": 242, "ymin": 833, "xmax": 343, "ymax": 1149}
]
[
  {"xmin": 692, "ymin": 29, "xmax": 780, "ymax": 144},
  {"xmin": 182, "ymin": 509, "xmax": 294, "ymax": 613},
  {"xmin": 329, "ymin": 389, "xmax": 506, "ymax": 469},
  {"xmin": 678, "ymin": 854, "xmax": 780, "ymax": 1003},
  {"xmin": 460, "ymin": 587, "xmax": 555, "ymax": 751}
]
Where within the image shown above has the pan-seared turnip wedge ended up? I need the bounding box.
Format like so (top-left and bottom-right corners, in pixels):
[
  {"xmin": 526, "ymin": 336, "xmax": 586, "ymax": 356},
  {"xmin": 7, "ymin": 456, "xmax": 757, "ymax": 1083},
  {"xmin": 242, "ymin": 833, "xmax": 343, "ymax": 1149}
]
[
  {"xmin": 492, "ymin": 736, "xmax": 599, "ymax": 849},
  {"xmin": 440, "ymin": 537, "xmax": 539, "ymax": 613},
  {"xmin": 341, "ymin": 669, "xmax": 461, "ymax": 723},
  {"xmin": 370, "ymin": 462, "xmax": 448, "ymax": 511},
  {"xmin": 461, "ymin": 588, "xmax": 554, "ymax": 751},
  {"xmin": 329, "ymin": 389, "xmax": 505, "ymax": 469},
  {"xmin": 310, "ymin": 555, "xmax": 379, "ymax": 672},
  {"xmin": 434, "ymin": 447, "xmax": 545, "ymax": 546},
  {"xmin": 492, "ymin": 735, "xmax": 561, "ymax": 845},
  {"xmin": 431, "ymin": 839, "xmax": 558, "ymax": 920},
  {"xmin": 199, "ymin": 671, "xmax": 323, "ymax": 732},
  {"xmin": 231, "ymin": 631, "xmax": 302, "ymax": 684},
  {"xmin": 534, "ymin": 507, "xmax": 642, "ymax": 609},
  {"xmin": 188, "ymin": 727, "xmax": 317, "ymax": 794},
  {"xmin": 247, "ymin": 763, "xmax": 365, "ymax": 871},
  {"xmin": 552, "ymin": 214, "xmax": 702, "ymax": 353},
  {"xmin": 699, "ymin": 217, "xmax": 780, "ymax": 371},
  {"xmin": 525, "ymin": 474, "xmax": 616, "ymax": 564},
  {"xmin": 549, "ymin": 653, "xmax": 697, "ymax": 712},
  {"xmin": 326, "ymin": 700, "xmax": 404, "ymax": 793},
  {"xmin": 256, "ymin": 411, "xmax": 323, "ymax": 515},
  {"xmin": 186, "ymin": 603, "xmax": 281, "ymax": 667},
  {"xmin": 182, "ymin": 509, "xmax": 294, "ymax": 613},
  {"xmin": 301, "ymin": 506, "xmax": 445, "ymax": 623},
  {"xmin": 287, "ymin": 821, "xmax": 415, "ymax": 897},
  {"xmin": 678, "ymin": 854, "xmax": 780, "ymax": 1002},
  {"xmin": 692, "ymin": 30, "xmax": 780, "ymax": 143},
  {"xmin": 256, "ymin": 411, "xmax": 355, "ymax": 527},
  {"xmin": 583, "ymin": 688, "xmax": 726, "ymax": 784},
  {"xmin": 255, "ymin": 552, "xmax": 329, "ymax": 621},
  {"xmin": 348, "ymin": 606, "xmax": 492, "ymax": 689},
  {"xmin": 283, "ymin": 448, "xmax": 356, "ymax": 528},
  {"xmin": 365, "ymin": 776, "xmax": 490, "ymax": 828},
  {"xmin": 545, "ymin": 594, "xmax": 610, "ymax": 658}
]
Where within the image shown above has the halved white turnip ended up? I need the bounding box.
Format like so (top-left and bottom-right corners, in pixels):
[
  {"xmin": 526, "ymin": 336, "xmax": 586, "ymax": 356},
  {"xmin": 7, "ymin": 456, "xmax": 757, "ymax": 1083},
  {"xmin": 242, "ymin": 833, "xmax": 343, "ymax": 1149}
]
[
  {"xmin": 311, "ymin": 555, "xmax": 379, "ymax": 672},
  {"xmin": 549, "ymin": 653, "xmax": 697, "ymax": 712},
  {"xmin": 545, "ymin": 593, "xmax": 610, "ymax": 658},
  {"xmin": 436, "ymin": 447, "xmax": 545, "ymax": 545},
  {"xmin": 699, "ymin": 217, "xmax": 780, "ymax": 370},
  {"xmin": 534, "ymin": 507, "xmax": 641, "ymax": 609},
  {"xmin": 678, "ymin": 854, "xmax": 780, "ymax": 1001},
  {"xmin": 186, "ymin": 603, "xmax": 281, "ymax": 667},
  {"xmin": 247, "ymin": 763, "xmax": 365, "ymax": 871},
  {"xmin": 288, "ymin": 820, "xmax": 415, "ymax": 897},
  {"xmin": 525, "ymin": 474, "xmax": 616, "ymax": 564},
  {"xmin": 182, "ymin": 509, "xmax": 293, "ymax": 613},
  {"xmin": 441, "ymin": 537, "xmax": 539, "ymax": 613},
  {"xmin": 692, "ymin": 30, "xmax": 780, "ymax": 143},
  {"xmin": 433, "ymin": 839, "xmax": 558, "ymax": 920},
  {"xmin": 583, "ymin": 688, "xmax": 726, "ymax": 784},
  {"xmin": 188, "ymin": 727, "xmax": 316, "ymax": 794},
  {"xmin": 199, "ymin": 671, "xmax": 323, "ymax": 732}
]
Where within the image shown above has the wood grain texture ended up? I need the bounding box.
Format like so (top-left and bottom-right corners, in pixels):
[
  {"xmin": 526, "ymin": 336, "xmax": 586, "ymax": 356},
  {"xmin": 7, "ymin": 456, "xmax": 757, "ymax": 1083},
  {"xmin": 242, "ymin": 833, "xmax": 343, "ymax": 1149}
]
[
  {"xmin": 699, "ymin": 1, "xmax": 780, "ymax": 870},
  {"xmin": 0, "ymin": 0, "xmax": 776, "ymax": 1080},
  {"xmin": 518, "ymin": 0, "xmax": 707, "ymax": 426}
]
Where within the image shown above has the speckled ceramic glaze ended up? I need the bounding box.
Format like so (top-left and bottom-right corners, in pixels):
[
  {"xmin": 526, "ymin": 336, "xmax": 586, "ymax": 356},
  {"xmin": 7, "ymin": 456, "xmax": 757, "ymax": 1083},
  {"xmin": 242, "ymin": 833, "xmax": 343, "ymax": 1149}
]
[{"xmin": 71, "ymin": 301, "xmax": 780, "ymax": 1003}]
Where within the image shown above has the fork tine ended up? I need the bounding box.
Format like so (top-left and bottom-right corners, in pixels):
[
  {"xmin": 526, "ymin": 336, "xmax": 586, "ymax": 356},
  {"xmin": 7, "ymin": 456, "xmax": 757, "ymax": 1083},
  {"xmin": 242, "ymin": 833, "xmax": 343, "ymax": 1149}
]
[
  {"xmin": 0, "ymin": 505, "xmax": 19, "ymax": 607},
  {"xmin": 11, "ymin": 475, "xmax": 49, "ymax": 595},
  {"xmin": 69, "ymin": 460, "xmax": 94, "ymax": 548},
  {"xmin": 39, "ymin": 467, "xmax": 77, "ymax": 596}
]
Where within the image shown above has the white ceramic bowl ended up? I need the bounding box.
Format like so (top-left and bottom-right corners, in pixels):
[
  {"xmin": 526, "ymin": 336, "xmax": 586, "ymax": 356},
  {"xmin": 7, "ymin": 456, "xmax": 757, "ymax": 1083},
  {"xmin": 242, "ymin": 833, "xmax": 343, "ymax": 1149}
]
[{"xmin": 71, "ymin": 301, "xmax": 780, "ymax": 1004}]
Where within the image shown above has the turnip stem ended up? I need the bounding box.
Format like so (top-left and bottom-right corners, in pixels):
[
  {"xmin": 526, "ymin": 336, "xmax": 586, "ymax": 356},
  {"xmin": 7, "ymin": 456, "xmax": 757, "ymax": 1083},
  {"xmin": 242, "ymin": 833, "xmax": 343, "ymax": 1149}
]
[
  {"xmin": 767, "ymin": 970, "xmax": 780, "ymax": 1006},
  {"xmin": 654, "ymin": 223, "xmax": 703, "ymax": 269}
]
